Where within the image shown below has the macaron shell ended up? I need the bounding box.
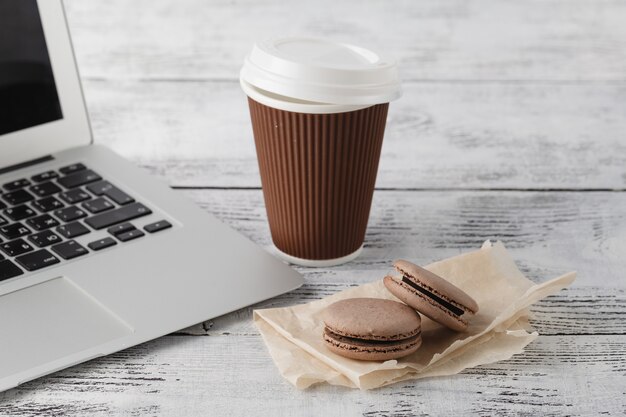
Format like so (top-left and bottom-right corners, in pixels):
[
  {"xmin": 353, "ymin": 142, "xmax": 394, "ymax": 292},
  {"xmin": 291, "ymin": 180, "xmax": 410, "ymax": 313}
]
[
  {"xmin": 323, "ymin": 298, "xmax": 421, "ymax": 341},
  {"xmin": 383, "ymin": 275, "xmax": 471, "ymax": 332},
  {"xmin": 323, "ymin": 330, "xmax": 422, "ymax": 361},
  {"xmin": 393, "ymin": 260, "xmax": 479, "ymax": 313}
]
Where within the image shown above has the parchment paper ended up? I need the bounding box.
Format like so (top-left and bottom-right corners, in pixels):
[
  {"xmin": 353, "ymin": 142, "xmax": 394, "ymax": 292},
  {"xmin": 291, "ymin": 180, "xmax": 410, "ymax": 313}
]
[{"xmin": 253, "ymin": 241, "xmax": 575, "ymax": 390}]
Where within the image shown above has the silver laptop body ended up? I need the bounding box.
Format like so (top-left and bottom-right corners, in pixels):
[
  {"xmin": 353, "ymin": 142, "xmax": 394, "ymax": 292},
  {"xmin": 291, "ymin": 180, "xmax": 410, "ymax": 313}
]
[{"xmin": 0, "ymin": 0, "xmax": 303, "ymax": 392}]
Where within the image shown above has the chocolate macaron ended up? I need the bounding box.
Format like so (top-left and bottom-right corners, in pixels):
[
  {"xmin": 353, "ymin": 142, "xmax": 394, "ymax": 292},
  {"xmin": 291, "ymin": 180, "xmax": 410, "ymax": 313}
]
[
  {"xmin": 322, "ymin": 298, "xmax": 422, "ymax": 361},
  {"xmin": 384, "ymin": 260, "xmax": 479, "ymax": 331}
]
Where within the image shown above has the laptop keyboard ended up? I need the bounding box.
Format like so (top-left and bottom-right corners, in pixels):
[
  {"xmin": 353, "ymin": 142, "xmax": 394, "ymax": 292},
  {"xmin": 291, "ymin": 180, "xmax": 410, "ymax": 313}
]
[{"xmin": 0, "ymin": 163, "xmax": 172, "ymax": 282}]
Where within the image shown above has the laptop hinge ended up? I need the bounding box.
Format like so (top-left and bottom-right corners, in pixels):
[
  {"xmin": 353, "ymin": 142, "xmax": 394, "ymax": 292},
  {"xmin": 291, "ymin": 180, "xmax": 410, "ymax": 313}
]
[{"xmin": 0, "ymin": 155, "xmax": 54, "ymax": 176}]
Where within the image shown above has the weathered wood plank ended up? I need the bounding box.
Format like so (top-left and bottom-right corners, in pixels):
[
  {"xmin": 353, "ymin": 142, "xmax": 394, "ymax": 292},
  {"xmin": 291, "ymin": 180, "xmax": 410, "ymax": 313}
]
[
  {"xmin": 172, "ymin": 188, "xmax": 626, "ymax": 337},
  {"xmin": 0, "ymin": 334, "xmax": 624, "ymax": 416},
  {"xmin": 176, "ymin": 286, "xmax": 626, "ymax": 337},
  {"xmin": 82, "ymin": 80, "xmax": 626, "ymax": 189},
  {"xmin": 64, "ymin": 0, "xmax": 626, "ymax": 81},
  {"xmin": 177, "ymin": 188, "xmax": 626, "ymax": 287}
]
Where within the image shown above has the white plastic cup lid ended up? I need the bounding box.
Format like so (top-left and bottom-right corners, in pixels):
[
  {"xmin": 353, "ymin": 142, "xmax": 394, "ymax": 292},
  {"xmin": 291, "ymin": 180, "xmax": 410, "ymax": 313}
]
[{"xmin": 240, "ymin": 37, "xmax": 402, "ymax": 106}]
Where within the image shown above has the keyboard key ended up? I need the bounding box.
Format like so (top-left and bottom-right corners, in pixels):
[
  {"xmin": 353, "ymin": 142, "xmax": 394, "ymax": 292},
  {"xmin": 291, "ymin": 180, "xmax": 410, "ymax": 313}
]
[
  {"xmin": 29, "ymin": 230, "xmax": 62, "ymax": 247},
  {"xmin": 0, "ymin": 215, "xmax": 7, "ymax": 227},
  {"xmin": 27, "ymin": 214, "xmax": 60, "ymax": 231},
  {"xmin": 1, "ymin": 238, "xmax": 34, "ymax": 257},
  {"xmin": 54, "ymin": 206, "xmax": 87, "ymax": 222},
  {"xmin": 3, "ymin": 178, "xmax": 31, "ymax": 191},
  {"xmin": 107, "ymin": 189, "xmax": 134, "ymax": 205},
  {"xmin": 59, "ymin": 163, "xmax": 86, "ymax": 175},
  {"xmin": 85, "ymin": 202, "xmax": 152, "ymax": 230},
  {"xmin": 0, "ymin": 259, "xmax": 23, "ymax": 281},
  {"xmin": 107, "ymin": 222, "xmax": 135, "ymax": 236},
  {"xmin": 33, "ymin": 196, "xmax": 64, "ymax": 213},
  {"xmin": 0, "ymin": 223, "xmax": 31, "ymax": 239},
  {"xmin": 59, "ymin": 188, "xmax": 90, "ymax": 204},
  {"xmin": 2, "ymin": 189, "xmax": 35, "ymax": 205},
  {"xmin": 0, "ymin": 200, "xmax": 5, "ymax": 210},
  {"xmin": 117, "ymin": 229, "xmax": 145, "ymax": 242},
  {"xmin": 15, "ymin": 249, "xmax": 60, "ymax": 271},
  {"xmin": 4, "ymin": 205, "xmax": 36, "ymax": 221},
  {"xmin": 30, "ymin": 181, "xmax": 62, "ymax": 197},
  {"xmin": 32, "ymin": 170, "xmax": 59, "ymax": 183},
  {"xmin": 58, "ymin": 169, "xmax": 101, "ymax": 189},
  {"xmin": 144, "ymin": 220, "xmax": 172, "ymax": 233},
  {"xmin": 85, "ymin": 180, "xmax": 111, "ymax": 195},
  {"xmin": 86, "ymin": 181, "xmax": 134, "ymax": 205},
  {"xmin": 83, "ymin": 197, "xmax": 114, "ymax": 214},
  {"xmin": 51, "ymin": 240, "xmax": 88, "ymax": 260},
  {"xmin": 56, "ymin": 221, "xmax": 90, "ymax": 239},
  {"xmin": 88, "ymin": 237, "xmax": 117, "ymax": 251}
]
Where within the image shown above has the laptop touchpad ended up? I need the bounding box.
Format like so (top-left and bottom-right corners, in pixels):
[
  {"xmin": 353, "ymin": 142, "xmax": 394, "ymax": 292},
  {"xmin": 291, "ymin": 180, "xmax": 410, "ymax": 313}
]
[{"xmin": 0, "ymin": 277, "xmax": 133, "ymax": 380}]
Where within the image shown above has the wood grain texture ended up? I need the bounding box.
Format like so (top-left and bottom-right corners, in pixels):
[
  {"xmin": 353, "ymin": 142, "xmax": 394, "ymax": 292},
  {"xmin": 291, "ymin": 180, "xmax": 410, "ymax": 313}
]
[
  {"xmin": 1, "ymin": 335, "xmax": 624, "ymax": 416},
  {"xmin": 63, "ymin": 0, "xmax": 626, "ymax": 81},
  {"xmin": 2, "ymin": 0, "xmax": 624, "ymax": 414},
  {"xmin": 176, "ymin": 188, "xmax": 626, "ymax": 287},
  {"xmin": 177, "ymin": 286, "xmax": 626, "ymax": 337},
  {"xmin": 81, "ymin": 80, "xmax": 626, "ymax": 189},
  {"xmin": 2, "ymin": 189, "xmax": 623, "ymax": 415}
]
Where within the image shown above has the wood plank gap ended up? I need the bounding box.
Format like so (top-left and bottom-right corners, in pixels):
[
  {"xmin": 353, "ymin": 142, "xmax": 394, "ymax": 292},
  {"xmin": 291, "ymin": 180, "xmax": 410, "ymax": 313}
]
[
  {"xmin": 168, "ymin": 332, "xmax": 626, "ymax": 337},
  {"xmin": 170, "ymin": 186, "xmax": 626, "ymax": 192},
  {"xmin": 538, "ymin": 333, "xmax": 626, "ymax": 337},
  {"xmin": 82, "ymin": 76, "xmax": 626, "ymax": 85}
]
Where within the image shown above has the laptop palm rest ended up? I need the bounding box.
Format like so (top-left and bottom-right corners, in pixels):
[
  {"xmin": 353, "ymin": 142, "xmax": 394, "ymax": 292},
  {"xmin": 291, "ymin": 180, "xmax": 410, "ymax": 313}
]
[{"xmin": 0, "ymin": 277, "xmax": 133, "ymax": 381}]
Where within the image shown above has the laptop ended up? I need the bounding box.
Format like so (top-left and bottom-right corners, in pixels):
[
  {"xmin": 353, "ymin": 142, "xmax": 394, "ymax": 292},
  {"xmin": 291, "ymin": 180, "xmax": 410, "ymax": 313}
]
[{"xmin": 0, "ymin": 0, "xmax": 303, "ymax": 392}]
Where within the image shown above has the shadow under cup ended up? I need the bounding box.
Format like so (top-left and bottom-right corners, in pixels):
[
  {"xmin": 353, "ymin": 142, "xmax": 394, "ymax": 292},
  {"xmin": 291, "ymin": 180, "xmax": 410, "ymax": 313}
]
[{"xmin": 248, "ymin": 97, "xmax": 389, "ymax": 265}]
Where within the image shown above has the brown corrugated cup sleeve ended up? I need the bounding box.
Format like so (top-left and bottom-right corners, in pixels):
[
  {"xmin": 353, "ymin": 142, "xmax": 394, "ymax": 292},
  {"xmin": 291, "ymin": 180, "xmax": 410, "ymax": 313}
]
[{"xmin": 247, "ymin": 98, "xmax": 389, "ymax": 261}]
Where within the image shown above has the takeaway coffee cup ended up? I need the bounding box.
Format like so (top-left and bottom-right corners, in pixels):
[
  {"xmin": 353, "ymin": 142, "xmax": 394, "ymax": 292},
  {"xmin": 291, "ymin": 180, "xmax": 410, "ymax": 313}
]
[{"xmin": 240, "ymin": 37, "xmax": 401, "ymax": 267}]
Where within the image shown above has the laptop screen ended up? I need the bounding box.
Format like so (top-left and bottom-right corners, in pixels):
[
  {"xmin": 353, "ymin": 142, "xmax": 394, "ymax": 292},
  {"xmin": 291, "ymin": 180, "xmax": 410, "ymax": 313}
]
[{"xmin": 0, "ymin": 0, "xmax": 63, "ymax": 136}]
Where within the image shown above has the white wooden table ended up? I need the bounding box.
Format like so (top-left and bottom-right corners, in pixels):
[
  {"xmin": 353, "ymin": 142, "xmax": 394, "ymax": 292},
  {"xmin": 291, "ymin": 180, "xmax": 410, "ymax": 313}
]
[{"xmin": 2, "ymin": 0, "xmax": 626, "ymax": 415}]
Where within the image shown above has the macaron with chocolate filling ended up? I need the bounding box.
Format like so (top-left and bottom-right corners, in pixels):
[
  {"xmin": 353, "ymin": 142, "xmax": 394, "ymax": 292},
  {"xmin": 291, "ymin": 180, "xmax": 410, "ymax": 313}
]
[
  {"xmin": 384, "ymin": 260, "xmax": 479, "ymax": 331},
  {"xmin": 322, "ymin": 298, "xmax": 422, "ymax": 361}
]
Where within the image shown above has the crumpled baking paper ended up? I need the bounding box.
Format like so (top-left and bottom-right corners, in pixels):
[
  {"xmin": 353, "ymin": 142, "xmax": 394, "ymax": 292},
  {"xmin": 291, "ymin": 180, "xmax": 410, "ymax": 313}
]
[{"xmin": 253, "ymin": 241, "xmax": 575, "ymax": 390}]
